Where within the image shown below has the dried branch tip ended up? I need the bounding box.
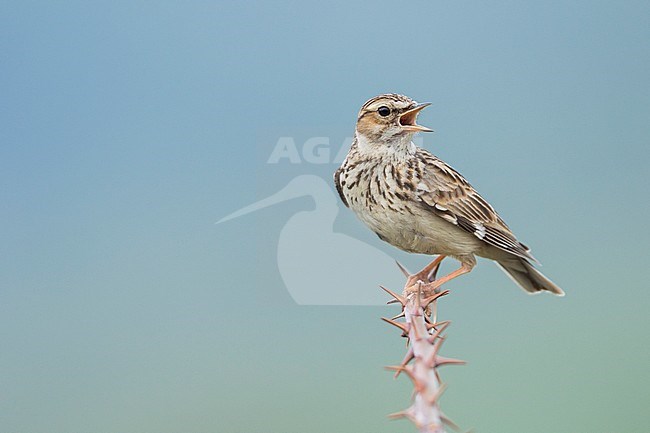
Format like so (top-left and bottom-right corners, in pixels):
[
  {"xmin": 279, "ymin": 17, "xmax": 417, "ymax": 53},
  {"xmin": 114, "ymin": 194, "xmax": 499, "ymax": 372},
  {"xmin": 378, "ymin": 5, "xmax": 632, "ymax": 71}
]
[
  {"xmin": 395, "ymin": 260, "xmax": 411, "ymax": 277},
  {"xmin": 380, "ymin": 285, "xmax": 406, "ymax": 306},
  {"xmin": 381, "ymin": 317, "xmax": 410, "ymax": 334}
]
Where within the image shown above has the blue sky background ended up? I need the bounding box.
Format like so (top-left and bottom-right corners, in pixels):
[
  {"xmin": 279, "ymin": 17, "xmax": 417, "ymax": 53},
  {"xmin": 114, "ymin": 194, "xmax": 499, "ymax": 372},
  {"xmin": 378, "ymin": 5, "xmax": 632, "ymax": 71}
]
[{"xmin": 1, "ymin": 1, "xmax": 649, "ymax": 432}]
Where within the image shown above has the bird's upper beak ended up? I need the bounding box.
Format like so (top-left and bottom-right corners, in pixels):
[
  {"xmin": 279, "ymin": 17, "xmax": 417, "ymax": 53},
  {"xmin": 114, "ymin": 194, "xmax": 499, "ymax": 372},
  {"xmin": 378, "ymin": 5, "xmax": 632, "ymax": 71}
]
[{"xmin": 399, "ymin": 102, "xmax": 433, "ymax": 133}]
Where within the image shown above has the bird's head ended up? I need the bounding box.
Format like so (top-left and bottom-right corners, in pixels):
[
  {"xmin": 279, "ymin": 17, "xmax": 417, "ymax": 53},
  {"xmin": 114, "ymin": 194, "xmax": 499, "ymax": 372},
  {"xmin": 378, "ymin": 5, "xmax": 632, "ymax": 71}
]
[{"xmin": 355, "ymin": 94, "xmax": 432, "ymax": 150}]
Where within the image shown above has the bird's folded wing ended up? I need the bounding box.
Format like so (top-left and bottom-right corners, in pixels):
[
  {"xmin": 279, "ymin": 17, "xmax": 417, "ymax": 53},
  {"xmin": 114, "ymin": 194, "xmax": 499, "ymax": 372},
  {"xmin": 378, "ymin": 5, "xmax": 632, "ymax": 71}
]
[{"xmin": 416, "ymin": 154, "xmax": 535, "ymax": 262}]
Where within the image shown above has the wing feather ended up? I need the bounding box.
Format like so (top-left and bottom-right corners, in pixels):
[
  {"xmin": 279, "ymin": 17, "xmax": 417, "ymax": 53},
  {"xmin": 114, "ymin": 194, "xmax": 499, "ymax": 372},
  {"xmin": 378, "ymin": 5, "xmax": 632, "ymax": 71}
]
[{"xmin": 416, "ymin": 150, "xmax": 536, "ymax": 261}]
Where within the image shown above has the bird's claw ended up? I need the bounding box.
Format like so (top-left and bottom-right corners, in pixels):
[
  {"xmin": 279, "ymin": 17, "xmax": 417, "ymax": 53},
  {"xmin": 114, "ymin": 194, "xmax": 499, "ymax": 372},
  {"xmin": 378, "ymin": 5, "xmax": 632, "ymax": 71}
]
[
  {"xmin": 401, "ymin": 255, "xmax": 446, "ymax": 297},
  {"xmin": 404, "ymin": 279, "xmax": 443, "ymax": 298}
]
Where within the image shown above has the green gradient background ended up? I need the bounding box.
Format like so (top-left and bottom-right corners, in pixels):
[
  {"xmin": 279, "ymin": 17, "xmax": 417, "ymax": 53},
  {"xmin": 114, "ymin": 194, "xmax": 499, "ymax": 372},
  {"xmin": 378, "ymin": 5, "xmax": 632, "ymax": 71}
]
[{"xmin": 2, "ymin": 1, "xmax": 649, "ymax": 432}]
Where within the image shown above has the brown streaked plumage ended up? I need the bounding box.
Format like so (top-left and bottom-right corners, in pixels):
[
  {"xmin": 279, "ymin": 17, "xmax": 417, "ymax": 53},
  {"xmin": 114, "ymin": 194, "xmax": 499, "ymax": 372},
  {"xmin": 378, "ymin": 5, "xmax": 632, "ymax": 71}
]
[{"xmin": 334, "ymin": 93, "xmax": 564, "ymax": 296}]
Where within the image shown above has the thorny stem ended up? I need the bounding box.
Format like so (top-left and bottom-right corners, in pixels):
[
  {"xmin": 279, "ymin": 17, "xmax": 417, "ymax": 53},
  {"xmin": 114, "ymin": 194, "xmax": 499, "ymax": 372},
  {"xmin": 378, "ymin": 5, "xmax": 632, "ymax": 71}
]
[{"xmin": 382, "ymin": 276, "xmax": 464, "ymax": 433}]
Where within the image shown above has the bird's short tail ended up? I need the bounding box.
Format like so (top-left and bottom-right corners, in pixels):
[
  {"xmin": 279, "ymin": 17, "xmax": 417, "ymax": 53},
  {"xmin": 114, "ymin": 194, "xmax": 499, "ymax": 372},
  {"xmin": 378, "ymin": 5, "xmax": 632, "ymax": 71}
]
[{"xmin": 496, "ymin": 258, "xmax": 565, "ymax": 296}]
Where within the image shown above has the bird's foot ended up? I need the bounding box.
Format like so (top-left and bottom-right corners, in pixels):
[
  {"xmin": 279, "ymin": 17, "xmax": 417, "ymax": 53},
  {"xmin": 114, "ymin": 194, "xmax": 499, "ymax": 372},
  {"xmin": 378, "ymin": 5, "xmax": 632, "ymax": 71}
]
[
  {"xmin": 399, "ymin": 255, "xmax": 446, "ymax": 297},
  {"xmin": 404, "ymin": 262, "xmax": 473, "ymax": 299},
  {"xmin": 402, "ymin": 260, "xmax": 474, "ymax": 300},
  {"xmin": 403, "ymin": 279, "xmax": 444, "ymax": 299}
]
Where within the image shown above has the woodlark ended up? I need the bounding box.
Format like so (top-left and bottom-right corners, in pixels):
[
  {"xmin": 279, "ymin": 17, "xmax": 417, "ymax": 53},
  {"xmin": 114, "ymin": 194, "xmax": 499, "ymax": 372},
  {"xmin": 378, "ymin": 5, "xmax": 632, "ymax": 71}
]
[{"xmin": 334, "ymin": 93, "xmax": 564, "ymax": 296}]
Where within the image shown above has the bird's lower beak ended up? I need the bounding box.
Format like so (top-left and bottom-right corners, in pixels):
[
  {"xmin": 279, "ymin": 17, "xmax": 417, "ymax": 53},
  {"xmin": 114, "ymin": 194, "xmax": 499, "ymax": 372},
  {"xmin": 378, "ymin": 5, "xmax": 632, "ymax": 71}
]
[{"xmin": 399, "ymin": 102, "xmax": 433, "ymax": 132}]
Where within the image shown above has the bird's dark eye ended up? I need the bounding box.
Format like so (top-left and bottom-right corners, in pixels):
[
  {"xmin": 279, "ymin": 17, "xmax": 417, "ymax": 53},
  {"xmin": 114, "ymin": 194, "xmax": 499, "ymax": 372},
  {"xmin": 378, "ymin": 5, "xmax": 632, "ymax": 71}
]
[{"xmin": 377, "ymin": 106, "xmax": 391, "ymax": 117}]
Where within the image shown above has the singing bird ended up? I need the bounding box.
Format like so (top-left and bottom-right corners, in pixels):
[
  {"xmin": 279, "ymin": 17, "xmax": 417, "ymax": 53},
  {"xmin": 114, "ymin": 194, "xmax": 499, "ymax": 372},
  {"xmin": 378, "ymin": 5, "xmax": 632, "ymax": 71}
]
[{"xmin": 334, "ymin": 94, "xmax": 564, "ymax": 296}]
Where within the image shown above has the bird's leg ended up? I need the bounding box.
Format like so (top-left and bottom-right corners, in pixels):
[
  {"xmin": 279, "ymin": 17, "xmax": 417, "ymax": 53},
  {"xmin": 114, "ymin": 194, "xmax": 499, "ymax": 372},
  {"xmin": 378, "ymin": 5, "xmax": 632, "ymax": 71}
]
[
  {"xmin": 421, "ymin": 263, "xmax": 473, "ymax": 296},
  {"xmin": 403, "ymin": 255, "xmax": 446, "ymax": 292}
]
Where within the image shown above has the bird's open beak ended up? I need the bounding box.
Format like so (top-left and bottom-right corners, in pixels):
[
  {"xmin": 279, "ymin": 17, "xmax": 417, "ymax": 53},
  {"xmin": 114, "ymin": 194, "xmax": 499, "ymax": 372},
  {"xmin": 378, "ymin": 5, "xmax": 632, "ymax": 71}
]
[{"xmin": 399, "ymin": 102, "xmax": 433, "ymax": 132}]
